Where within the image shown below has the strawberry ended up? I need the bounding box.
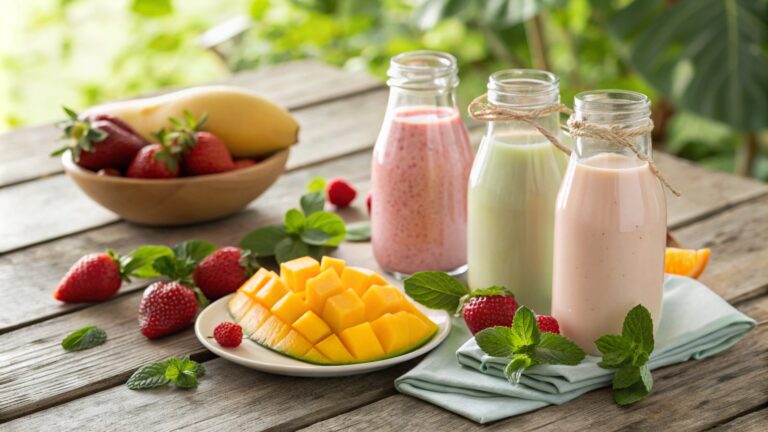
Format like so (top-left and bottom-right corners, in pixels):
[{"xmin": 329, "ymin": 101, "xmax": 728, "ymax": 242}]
[
  {"xmin": 126, "ymin": 143, "xmax": 180, "ymax": 179},
  {"xmin": 462, "ymin": 294, "xmax": 518, "ymax": 335},
  {"xmin": 213, "ymin": 322, "xmax": 243, "ymax": 347},
  {"xmin": 163, "ymin": 112, "xmax": 234, "ymax": 176},
  {"xmin": 54, "ymin": 252, "xmax": 123, "ymax": 303},
  {"xmin": 233, "ymin": 159, "xmax": 257, "ymax": 170},
  {"xmin": 97, "ymin": 168, "xmax": 122, "ymax": 176},
  {"xmin": 327, "ymin": 178, "xmax": 357, "ymax": 208},
  {"xmin": 52, "ymin": 107, "xmax": 147, "ymax": 170},
  {"xmin": 193, "ymin": 247, "xmax": 258, "ymax": 300},
  {"xmin": 138, "ymin": 281, "xmax": 199, "ymax": 339},
  {"xmin": 366, "ymin": 192, "xmax": 372, "ymax": 215},
  {"xmin": 536, "ymin": 315, "xmax": 560, "ymax": 334}
]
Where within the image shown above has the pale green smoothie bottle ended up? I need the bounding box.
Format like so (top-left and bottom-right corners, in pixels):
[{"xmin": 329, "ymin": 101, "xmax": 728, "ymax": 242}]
[{"xmin": 467, "ymin": 70, "xmax": 567, "ymax": 314}]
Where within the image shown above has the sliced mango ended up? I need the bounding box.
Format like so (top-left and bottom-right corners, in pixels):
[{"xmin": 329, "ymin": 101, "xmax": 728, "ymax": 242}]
[
  {"xmin": 293, "ymin": 311, "xmax": 332, "ymax": 344},
  {"xmin": 306, "ymin": 269, "xmax": 344, "ymax": 315},
  {"xmin": 240, "ymin": 268, "xmax": 272, "ymax": 297},
  {"xmin": 239, "ymin": 303, "xmax": 271, "ymax": 337},
  {"xmin": 362, "ymin": 285, "xmax": 406, "ymax": 321},
  {"xmin": 228, "ymin": 291, "xmax": 254, "ymax": 321},
  {"xmin": 339, "ymin": 322, "xmax": 386, "ymax": 361},
  {"xmin": 320, "ymin": 256, "xmax": 346, "ymax": 277},
  {"xmin": 254, "ymin": 276, "xmax": 289, "ymax": 308},
  {"xmin": 371, "ymin": 313, "xmax": 411, "ymax": 354},
  {"xmin": 315, "ymin": 334, "xmax": 356, "ymax": 363},
  {"xmin": 304, "ymin": 348, "xmax": 330, "ymax": 364},
  {"xmin": 274, "ymin": 330, "xmax": 313, "ymax": 357},
  {"xmin": 323, "ymin": 289, "xmax": 366, "ymax": 334},
  {"xmin": 281, "ymin": 256, "xmax": 320, "ymax": 292},
  {"xmin": 251, "ymin": 315, "xmax": 291, "ymax": 347},
  {"xmin": 271, "ymin": 292, "xmax": 308, "ymax": 325}
]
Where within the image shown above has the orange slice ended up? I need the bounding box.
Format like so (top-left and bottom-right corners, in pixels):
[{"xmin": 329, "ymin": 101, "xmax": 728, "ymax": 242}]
[{"xmin": 665, "ymin": 248, "xmax": 711, "ymax": 279}]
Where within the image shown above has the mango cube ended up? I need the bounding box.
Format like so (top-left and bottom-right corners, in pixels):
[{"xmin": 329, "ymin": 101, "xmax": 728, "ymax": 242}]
[
  {"xmin": 228, "ymin": 291, "xmax": 254, "ymax": 321},
  {"xmin": 304, "ymin": 348, "xmax": 330, "ymax": 364},
  {"xmin": 306, "ymin": 269, "xmax": 344, "ymax": 315},
  {"xmin": 239, "ymin": 303, "xmax": 271, "ymax": 337},
  {"xmin": 281, "ymin": 256, "xmax": 320, "ymax": 292},
  {"xmin": 340, "ymin": 266, "xmax": 378, "ymax": 296},
  {"xmin": 339, "ymin": 322, "xmax": 386, "ymax": 360},
  {"xmin": 251, "ymin": 315, "xmax": 291, "ymax": 347},
  {"xmin": 292, "ymin": 311, "xmax": 331, "ymax": 344},
  {"xmin": 254, "ymin": 275, "xmax": 289, "ymax": 308},
  {"xmin": 396, "ymin": 311, "xmax": 436, "ymax": 345},
  {"xmin": 320, "ymin": 256, "xmax": 346, "ymax": 277},
  {"xmin": 362, "ymin": 285, "xmax": 405, "ymax": 321},
  {"xmin": 323, "ymin": 289, "xmax": 366, "ymax": 333},
  {"xmin": 315, "ymin": 334, "xmax": 356, "ymax": 363},
  {"xmin": 271, "ymin": 292, "xmax": 308, "ymax": 325},
  {"xmin": 370, "ymin": 313, "xmax": 411, "ymax": 354},
  {"xmin": 239, "ymin": 268, "xmax": 272, "ymax": 297},
  {"xmin": 274, "ymin": 330, "xmax": 312, "ymax": 357}
]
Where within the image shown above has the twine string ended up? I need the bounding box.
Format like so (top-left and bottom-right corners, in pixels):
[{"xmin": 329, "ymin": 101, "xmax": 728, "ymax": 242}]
[{"xmin": 467, "ymin": 92, "xmax": 680, "ymax": 197}]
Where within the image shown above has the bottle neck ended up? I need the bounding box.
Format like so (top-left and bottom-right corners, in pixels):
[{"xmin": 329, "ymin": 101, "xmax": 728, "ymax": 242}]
[
  {"xmin": 486, "ymin": 111, "xmax": 560, "ymax": 144},
  {"xmin": 385, "ymin": 87, "xmax": 458, "ymax": 114},
  {"xmin": 573, "ymin": 130, "xmax": 651, "ymax": 162}
]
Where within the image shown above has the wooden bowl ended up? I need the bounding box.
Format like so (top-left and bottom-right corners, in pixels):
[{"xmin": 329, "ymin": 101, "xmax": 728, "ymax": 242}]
[{"xmin": 62, "ymin": 149, "xmax": 289, "ymax": 225}]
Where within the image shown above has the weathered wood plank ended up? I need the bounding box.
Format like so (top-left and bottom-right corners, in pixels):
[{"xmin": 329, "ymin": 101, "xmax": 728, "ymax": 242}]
[
  {"xmin": 709, "ymin": 408, "xmax": 768, "ymax": 431},
  {"xmin": 0, "ymin": 150, "xmax": 372, "ymax": 333},
  {"xmin": 0, "ymin": 60, "xmax": 382, "ymax": 188},
  {"xmin": 0, "ymin": 89, "xmax": 387, "ymax": 255},
  {"xmin": 299, "ymin": 296, "xmax": 767, "ymax": 432}
]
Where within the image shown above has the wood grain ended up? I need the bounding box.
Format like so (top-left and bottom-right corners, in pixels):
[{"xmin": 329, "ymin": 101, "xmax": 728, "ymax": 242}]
[
  {"xmin": 0, "ymin": 60, "xmax": 382, "ymax": 188},
  {"xmin": 709, "ymin": 408, "xmax": 768, "ymax": 431},
  {"xmin": 0, "ymin": 89, "xmax": 387, "ymax": 254},
  {"xmin": 298, "ymin": 297, "xmax": 767, "ymax": 432}
]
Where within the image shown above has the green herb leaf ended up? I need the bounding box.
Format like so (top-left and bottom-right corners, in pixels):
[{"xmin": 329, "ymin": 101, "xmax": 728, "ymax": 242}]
[
  {"xmin": 275, "ymin": 236, "xmax": 310, "ymax": 263},
  {"xmin": 345, "ymin": 221, "xmax": 371, "ymax": 242},
  {"xmin": 301, "ymin": 229, "xmax": 332, "ymax": 246},
  {"xmin": 510, "ymin": 307, "xmax": 540, "ymax": 351},
  {"xmin": 173, "ymin": 240, "xmax": 217, "ymax": 265},
  {"xmin": 239, "ymin": 225, "xmax": 288, "ymax": 257},
  {"xmin": 403, "ymin": 272, "xmax": 470, "ymax": 312},
  {"xmin": 131, "ymin": 0, "xmax": 173, "ymax": 17},
  {"xmin": 306, "ymin": 177, "xmax": 326, "ymax": 193},
  {"xmin": 126, "ymin": 361, "xmax": 171, "ymax": 390},
  {"xmin": 284, "ymin": 209, "xmax": 306, "ymax": 234},
  {"xmin": 475, "ymin": 326, "xmax": 515, "ymax": 358},
  {"xmin": 61, "ymin": 326, "xmax": 107, "ymax": 352},
  {"xmin": 304, "ymin": 212, "xmax": 346, "ymax": 246},
  {"xmin": 504, "ymin": 354, "xmax": 534, "ymax": 384},
  {"xmin": 595, "ymin": 334, "xmax": 634, "ymax": 368},
  {"xmin": 300, "ymin": 191, "xmax": 325, "ymax": 216},
  {"xmin": 614, "ymin": 377, "xmax": 652, "ymax": 405},
  {"xmin": 613, "ymin": 365, "xmax": 640, "ymax": 389},
  {"xmin": 120, "ymin": 245, "xmax": 174, "ymax": 279},
  {"xmin": 530, "ymin": 332, "xmax": 586, "ymax": 365},
  {"xmin": 165, "ymin": 357, "xmax": 203, "ymax": 389},
  {"xmin": 622, "ymin": 304, "xmax": 654, "ymax": 355}
]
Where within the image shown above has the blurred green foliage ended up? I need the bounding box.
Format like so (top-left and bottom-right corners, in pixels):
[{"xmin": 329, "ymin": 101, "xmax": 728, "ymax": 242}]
[{"xmin": 1, "ymin": 0, "xmax": 766, "ymax": 179}]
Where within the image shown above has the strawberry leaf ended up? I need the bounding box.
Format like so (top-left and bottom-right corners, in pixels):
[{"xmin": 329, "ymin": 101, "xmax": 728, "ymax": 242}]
[{"xmin": 61, "ymin": 326, "xmax": 107, "ymax": 352}]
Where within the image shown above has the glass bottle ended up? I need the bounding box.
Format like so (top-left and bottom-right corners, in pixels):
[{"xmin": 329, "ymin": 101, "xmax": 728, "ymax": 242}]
[
  {"xmin": 371, "ymin": 51, "xmax": 473, "ymax": 278},
  {"xmin": 467, "ymin": 70, "xmax": 567, "ymax": 314},
  {"xmin": 552, "ymin": 90, "xmax": 666, "ymax": 355}
]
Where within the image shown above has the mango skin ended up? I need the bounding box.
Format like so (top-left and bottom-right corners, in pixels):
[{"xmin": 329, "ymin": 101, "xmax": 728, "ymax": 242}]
[{"xmin": 84, "ymin": 86, "xmax": 299, "ymax": 158}]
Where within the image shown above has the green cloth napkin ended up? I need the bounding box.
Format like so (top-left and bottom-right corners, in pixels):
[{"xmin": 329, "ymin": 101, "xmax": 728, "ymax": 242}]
[{"xmin": 395, "ymin": 275, "xmax": 756, "ymax": 424}]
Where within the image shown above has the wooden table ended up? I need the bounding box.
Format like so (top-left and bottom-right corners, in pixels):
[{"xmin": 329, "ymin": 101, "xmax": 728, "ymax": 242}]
[{"xmin": 1, "ymin": 61, "xmax": 766, "ymax": 431}]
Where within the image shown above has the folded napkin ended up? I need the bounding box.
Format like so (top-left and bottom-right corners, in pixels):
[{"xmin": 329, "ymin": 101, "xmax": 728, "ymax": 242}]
[{"xmin": 395, "ymin": 275, "xmax": 756, "ymax": 424}]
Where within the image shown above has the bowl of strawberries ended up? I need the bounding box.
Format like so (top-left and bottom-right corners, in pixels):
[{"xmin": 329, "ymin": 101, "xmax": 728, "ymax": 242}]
[{"xmin": 58, "ymin": 108, "xmax": 291, "ymax": 226}]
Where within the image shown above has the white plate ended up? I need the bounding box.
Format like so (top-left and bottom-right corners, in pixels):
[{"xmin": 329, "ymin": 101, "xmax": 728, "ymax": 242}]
[{"xmin": 195, "ymin": 293, "xmax": 451, "ymax": 377}]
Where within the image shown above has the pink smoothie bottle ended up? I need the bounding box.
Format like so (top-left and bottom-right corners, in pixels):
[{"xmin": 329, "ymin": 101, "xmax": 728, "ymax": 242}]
[
  {"xmin": 371, "ymin": 51, "xmax": 473, "ymax": 278},
  {"xmin": 552, "ymin": 91, "xmax": 667, "ymax": 355}
]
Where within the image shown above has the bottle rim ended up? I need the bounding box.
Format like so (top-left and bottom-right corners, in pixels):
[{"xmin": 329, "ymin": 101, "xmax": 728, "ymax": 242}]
[
  {"xmin": 387, "ymin": 50, "xmax": 459, "ymax": 90},
  {"xmin": 574, "ymin": 90, "xmax": 651, "ymax": 118},
  {"xmin": 487, "ymin": 69, "xmax": 560, "ymax": 108}
]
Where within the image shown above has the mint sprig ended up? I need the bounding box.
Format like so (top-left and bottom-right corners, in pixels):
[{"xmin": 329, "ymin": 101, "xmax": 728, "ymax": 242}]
[
  {"xmin": 403, "ymin": 272, "xmax": 509, "ymax": 314},
  {"xmin": 127, "ymin": 356, "xmax": 206, "ymax": 390},
  {"xmin": 240, "ymin": 181, "xmax": 346, "ymax": 263},
  {"xmin": 595, "ymin": 304, "xmax": 655, "ymax": 405},
  {"xmin": 61, "ymin": 326, "xmax": 107, "ymax": 352},
  {"xmin": 475, "ymin": 307, "xmax": 586, "ymax": 384},
  {"xmin": 345, "ymin": 221, "xmax": 371, "ymax": 242}
]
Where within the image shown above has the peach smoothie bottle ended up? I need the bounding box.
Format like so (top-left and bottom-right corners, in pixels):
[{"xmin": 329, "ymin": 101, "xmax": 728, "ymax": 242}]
[
  {"xmin": 371, "ymin": 51, "xmax": 473, "ymax": 278},
  {"xmin": 552, "ymin": 90, "xmax": 667, "ymax": 355},
  {"xmin": 467, "ymin": 70, "xmax": 567, "ymax": 314}
]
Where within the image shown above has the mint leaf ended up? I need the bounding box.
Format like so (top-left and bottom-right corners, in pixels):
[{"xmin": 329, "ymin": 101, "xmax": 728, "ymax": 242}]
[
  {"xmin": 284, "ymin": 209, "xmax": 306, "ymax": 234},
  {"xmin": 275, "ymin": 236, "xmax": 310, "ymax": 263},
  {"xmin": 595, "ymin": 334, "xmax": 634, "ymax": 368},
  {"xmin": 345, "ymin": 221, "xmax": 371, "ymax": 242},
  {"xmin": 301, "ymin": 229, "xmax": 332, "ymax": 246},
  {"xmin": 240, "ymin": 225, "xmax": 288, "ymax": 257},
  {"xmin": 300, "ymin": 191, "xmax": 325, "ymax": 216},
  {"xmin": 475, "ymin": 326, "xmax": 515, "ymax": 358},
  {"xmin": 639, "ymin": 363, "xmax": 652, "ymax": 391},
  {"xmin": 622, "ymin": 304, "xmax": 654, "ymax": 355},
  {"xmin": 173, "ymin": 240, "xmax": 216, "ymax": 265},
  {"xmin": 165, "ymin": 357, "xmax": 204, "ymax": 389},
  {"xmin": 120, "ymin": 245, "xmax": 174, "ymax": 279},
  {"xmin": 614, "ymin": 377, "xmax": 652, "ymax": 405},
  {"xmin": 127, "ymin": 361, "xmax": 171, "ymax": 390},
  {"xmin": 613, "ymin": 365, "xmax": 640, "ymax": 389},
  {"xmin": 304, "ymin": 212, "xmax": 346, "ymax": 246},
  {"xmin": 530, "ymin": 332, "xmax": 586, "ymax": 365},
  {"xmin": 306, "ymin": 177, "xmax": 326, "ymax": 193},
  {"xmin": 61, "ymin": 326, "xmax": 107, "ymax": 352},
  {"xmin": 504, "ymin": 354, "xmax": 534, "ymax": 384},
  {"xmin": 510, "ymin": 307, "xmax": 539, "ymax": 351},
  {"xmin": 403, "ymin": 272, "xmax": 469, "ymax": 312}
]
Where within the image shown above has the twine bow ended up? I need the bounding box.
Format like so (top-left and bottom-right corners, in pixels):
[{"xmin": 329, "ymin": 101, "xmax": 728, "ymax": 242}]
[{"xmin": 467, "ymin": 93, "xmax": 681, "ymax": 197}]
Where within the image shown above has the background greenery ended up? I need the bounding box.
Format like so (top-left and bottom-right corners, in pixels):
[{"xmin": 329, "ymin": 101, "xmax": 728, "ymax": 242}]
[{"xmin": 2, "ymin": 0, "xmax": 767, "ymax": 179}]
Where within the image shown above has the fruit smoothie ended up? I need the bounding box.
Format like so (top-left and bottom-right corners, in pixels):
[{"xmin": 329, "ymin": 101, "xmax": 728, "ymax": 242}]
[
  {"xmin": 552, "ymin": 153, "xmax": 666, "ymax": 355},
  {"xmin": 371, "ymin": 106, "xmax": 473, "ymax": 275},
  {"xmin": 468, "ymin": 134, "xmax": 566, "ymax": 314}
]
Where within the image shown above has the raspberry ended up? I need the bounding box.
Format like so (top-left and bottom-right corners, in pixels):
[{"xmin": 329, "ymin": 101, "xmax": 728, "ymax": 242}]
[
  {"xmin": 326, "ymin": 178, "xmax": 357, "ymax": 208},
  {"xmin": 536, "ymin": 315, "xmax": 560, "ymax": 334},
  {"xmin": 213, "ymin": 322, "xmax": 243, "ymax": 348},
  {"xmin": 366, "ymin": 192, "xmax": 372, "ymax": 215},
  {"xmin": 462, "ymin": 295, "xmax": 518, "ymax": 334}
]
